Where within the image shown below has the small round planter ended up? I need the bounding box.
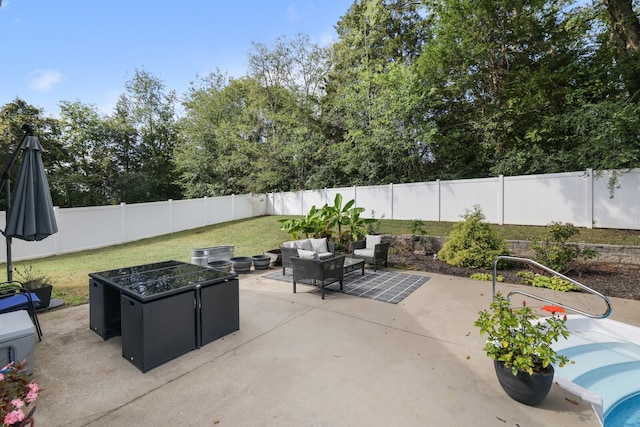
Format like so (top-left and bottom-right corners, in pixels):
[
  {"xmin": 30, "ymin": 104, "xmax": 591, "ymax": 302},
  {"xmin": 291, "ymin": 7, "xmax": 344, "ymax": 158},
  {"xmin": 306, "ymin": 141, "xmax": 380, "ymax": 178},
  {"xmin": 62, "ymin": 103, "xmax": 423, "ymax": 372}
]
[
  {"xmin": 207, "ymin": 260, "xmax": 232, "ymax": 273},
  {"xmin": 494, "ymin": 360, "xmax": 554, "ymax": 406},
  {"xmin": 230, "ymin": 257, "xmax": 253, "ymax": 273},
  {"xmin": 252, "ymin": 255, "xmax": 271, "ymax": 270}
]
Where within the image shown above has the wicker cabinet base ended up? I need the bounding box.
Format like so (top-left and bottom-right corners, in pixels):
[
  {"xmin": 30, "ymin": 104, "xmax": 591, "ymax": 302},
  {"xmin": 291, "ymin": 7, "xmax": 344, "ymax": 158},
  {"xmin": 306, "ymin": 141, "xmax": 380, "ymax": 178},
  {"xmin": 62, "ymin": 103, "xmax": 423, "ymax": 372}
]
[
  {"xmin": 89, "ymin": 279, "xmax": 121, "ymax": 339},
  {"xmin": 201, "ymin": 279, "xmax": 239, "ymax": 346},
  {"xmin": 120, "ymin": 292, "xmax": 196, "ymax": 372}
]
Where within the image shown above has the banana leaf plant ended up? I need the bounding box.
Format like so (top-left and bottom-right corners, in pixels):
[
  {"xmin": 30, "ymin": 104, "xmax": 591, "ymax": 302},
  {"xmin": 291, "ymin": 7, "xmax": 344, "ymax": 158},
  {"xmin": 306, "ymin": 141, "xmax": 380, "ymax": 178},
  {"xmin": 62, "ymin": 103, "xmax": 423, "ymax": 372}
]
[{"xmin": 278, "ymin": 193, "xmax": 379, "ymax": 251}]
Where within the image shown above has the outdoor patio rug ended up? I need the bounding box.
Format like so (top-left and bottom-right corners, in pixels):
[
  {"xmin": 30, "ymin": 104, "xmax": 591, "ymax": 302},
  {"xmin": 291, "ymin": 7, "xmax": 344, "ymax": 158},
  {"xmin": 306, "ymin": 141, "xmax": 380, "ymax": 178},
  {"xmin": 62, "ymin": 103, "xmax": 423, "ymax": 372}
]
[{"xmin": 263, "ymin": 269, "xmax": 429, "ymax": 304}]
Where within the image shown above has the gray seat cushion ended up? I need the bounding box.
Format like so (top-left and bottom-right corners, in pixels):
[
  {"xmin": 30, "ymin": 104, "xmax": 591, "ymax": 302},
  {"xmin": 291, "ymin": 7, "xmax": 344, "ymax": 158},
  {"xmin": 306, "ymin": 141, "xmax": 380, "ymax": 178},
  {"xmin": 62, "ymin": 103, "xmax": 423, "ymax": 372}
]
[{"xmin": 353, "ymin": 248, "xmax": 374, "ymax": 258}]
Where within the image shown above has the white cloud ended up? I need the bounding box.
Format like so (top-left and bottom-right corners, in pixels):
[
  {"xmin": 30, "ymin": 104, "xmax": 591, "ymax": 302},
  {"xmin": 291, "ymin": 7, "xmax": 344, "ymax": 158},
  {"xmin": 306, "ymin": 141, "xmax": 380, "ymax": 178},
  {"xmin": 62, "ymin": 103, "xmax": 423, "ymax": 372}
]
[{"xmin": 29, "ymin": 69, "xmax": 62, "ymax": 92}]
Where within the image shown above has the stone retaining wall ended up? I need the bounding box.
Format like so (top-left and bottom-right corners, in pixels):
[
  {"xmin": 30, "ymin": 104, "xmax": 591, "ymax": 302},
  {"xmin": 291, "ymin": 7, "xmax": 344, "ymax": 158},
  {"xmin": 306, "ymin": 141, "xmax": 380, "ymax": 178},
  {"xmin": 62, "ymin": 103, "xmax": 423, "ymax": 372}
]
[{"xmin": 386, "ymin": 235, "xmax": 640, "ymax": 266}]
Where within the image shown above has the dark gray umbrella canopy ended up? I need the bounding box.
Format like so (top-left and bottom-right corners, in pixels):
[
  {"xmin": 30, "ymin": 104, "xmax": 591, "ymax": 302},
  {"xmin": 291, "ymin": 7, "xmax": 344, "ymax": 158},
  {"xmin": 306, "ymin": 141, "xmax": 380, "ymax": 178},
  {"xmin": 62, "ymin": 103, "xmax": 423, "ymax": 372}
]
[{"xmin": 5, "ymin": 134, "xmax": 58, "ymax": 241}]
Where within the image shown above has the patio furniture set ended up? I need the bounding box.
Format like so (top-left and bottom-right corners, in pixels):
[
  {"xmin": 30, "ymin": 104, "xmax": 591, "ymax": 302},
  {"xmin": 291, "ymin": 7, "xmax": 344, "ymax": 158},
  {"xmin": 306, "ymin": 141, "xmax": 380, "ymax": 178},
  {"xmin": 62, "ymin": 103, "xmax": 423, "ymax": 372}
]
[
  {"xmin": 280, "ymin": 235, "xmax": 390, "ymax": 299},
  {"xmin": 89, "ymin": 260, "xmax": 239, "ymax": 372},
  {"xmin": 82, "ymin": 236, "xmax": 389, "ymax": 373},
  {"xmin": 0, "ymin": 234, "xmax": 389, "ymax": 377}
]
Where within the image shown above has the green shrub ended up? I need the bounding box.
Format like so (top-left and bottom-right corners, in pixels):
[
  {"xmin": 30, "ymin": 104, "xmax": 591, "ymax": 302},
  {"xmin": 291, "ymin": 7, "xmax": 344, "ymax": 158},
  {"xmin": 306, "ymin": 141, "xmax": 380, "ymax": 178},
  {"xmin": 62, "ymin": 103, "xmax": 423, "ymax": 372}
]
[
  {"xmin": 410, "ymin": 219, "xmax": 426, "ymax": 236},
  {"xmin": 516, "ymin": 270, "xmax": 580, "ymax": 292},
  {"xmin": 530, "ymin": 222, "xmax": 598, "ymax": 273},
  {"xmin": 438, "ymin": 206, "xmax": 509, "ymax": 269},
  {"xmin": 470, "ymin": 273, "xmax": 504, "ymax": 282},
  {"xmin": 366, "ymin": 211, "xmax": 384, "ymax": 236}
]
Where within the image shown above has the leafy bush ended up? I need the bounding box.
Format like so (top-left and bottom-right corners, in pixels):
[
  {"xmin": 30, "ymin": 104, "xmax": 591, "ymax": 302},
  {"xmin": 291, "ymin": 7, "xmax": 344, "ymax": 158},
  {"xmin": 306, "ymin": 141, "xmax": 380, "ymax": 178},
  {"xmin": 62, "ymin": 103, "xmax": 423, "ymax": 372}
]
[
  {"xmin": 438, "ymin": 206, "xmax": 509, "ymax": 268},
  {"xmin": 410, "ymin": 219, "xmax": 426, "ymax": 236},
  {"xmin": 516, "ymin": 271, "xmax": 580, "ymax": 292},
  {"xmin": 530, "ymin": 222, "xmax": 598, "ymax": 273},
  {"xmin": 470, "ymin": 273, "xmax": 504, "ymax": 282}
]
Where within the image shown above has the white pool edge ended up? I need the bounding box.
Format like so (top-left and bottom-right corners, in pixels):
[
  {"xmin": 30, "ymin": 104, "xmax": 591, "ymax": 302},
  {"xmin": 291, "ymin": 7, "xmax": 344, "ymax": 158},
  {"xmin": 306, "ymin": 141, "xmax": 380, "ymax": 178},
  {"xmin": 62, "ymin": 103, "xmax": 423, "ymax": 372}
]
[
  {"xmin": 553, "ymin": 315, "xmax": 640, "ymax": 426},
  {"xmin": 555, "ymin": 376, "xmax": 605, "ymax": 426}
]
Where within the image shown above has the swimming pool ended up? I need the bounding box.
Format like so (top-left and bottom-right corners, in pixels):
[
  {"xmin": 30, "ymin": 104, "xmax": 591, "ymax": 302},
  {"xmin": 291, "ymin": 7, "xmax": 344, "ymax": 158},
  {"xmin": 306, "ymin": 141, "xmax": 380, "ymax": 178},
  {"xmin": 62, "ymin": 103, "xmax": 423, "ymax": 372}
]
[{"xmin": 552, "ymin": 315, "xmax": 640, "ymax": 426}]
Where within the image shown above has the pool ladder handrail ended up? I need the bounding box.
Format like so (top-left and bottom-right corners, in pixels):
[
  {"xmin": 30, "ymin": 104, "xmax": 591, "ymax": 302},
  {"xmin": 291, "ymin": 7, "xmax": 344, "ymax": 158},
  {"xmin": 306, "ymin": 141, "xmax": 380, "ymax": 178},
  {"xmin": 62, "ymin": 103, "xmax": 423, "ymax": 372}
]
[{"xmin": 493, "ymin": 255, "xmax": 613, "ymax": 319}]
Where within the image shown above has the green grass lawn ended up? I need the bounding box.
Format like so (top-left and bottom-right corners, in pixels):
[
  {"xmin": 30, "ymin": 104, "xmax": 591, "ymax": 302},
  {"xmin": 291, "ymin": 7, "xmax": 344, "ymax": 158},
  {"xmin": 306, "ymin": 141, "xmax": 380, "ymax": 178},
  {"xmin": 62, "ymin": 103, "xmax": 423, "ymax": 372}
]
[{"xmin": 5, "ymin": 215, "xmax": 640, "ymax": 307}]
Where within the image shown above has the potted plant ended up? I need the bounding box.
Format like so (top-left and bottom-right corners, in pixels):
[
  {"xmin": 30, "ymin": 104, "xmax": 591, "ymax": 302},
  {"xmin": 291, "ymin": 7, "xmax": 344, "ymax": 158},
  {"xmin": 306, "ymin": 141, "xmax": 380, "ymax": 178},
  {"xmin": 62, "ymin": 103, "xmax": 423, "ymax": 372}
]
[
  {"xmin": 474, "ymin": 293, "xmax": 573, "ymax": 405},
  {"xmin": 410, "ymin": 219, "xmax": 426, "ymax": 242},
  {"xmin": 16, "ymin": 265, "xmax": 53, "ymax": 309},
  {"xmin": 0, "ymin": 360, "xmax": 39, "ymax": 426}
]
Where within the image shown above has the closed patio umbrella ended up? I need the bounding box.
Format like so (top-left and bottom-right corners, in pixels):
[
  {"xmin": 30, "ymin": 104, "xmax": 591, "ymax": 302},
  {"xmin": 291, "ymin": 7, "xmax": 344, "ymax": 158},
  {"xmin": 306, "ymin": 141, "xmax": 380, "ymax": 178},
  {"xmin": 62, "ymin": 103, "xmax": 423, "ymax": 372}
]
[{"xmin": 1, "ymin": 125, "xmax": 58, "ymax": 281}]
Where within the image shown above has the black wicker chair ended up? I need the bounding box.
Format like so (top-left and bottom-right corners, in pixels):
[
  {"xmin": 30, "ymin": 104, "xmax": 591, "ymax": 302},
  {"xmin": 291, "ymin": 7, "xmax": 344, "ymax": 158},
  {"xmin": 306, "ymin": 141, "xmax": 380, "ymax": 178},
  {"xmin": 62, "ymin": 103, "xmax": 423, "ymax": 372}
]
[
  {"xmin": 291, "ymin": 255, "xmax": 346, "ymax": 299},
  {"xmin": 351, "ymin": 240, "xmax": 390, "ymax": 272},
  {"xmin": 0, "ymin": 281, "xmax": 42, "ymax": 340}
]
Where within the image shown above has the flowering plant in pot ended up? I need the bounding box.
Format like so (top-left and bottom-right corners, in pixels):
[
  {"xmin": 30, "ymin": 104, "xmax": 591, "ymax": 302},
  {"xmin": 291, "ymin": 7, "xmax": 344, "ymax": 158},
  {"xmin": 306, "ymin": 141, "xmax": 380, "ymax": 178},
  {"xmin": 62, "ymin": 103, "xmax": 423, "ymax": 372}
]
[
  {"xmin": 0, "ymin": 361, "xmax": 39, "ymax": 426},
  {"xmin": 474, "ymin": 293, "xmax": 573, "ymax": 405}
]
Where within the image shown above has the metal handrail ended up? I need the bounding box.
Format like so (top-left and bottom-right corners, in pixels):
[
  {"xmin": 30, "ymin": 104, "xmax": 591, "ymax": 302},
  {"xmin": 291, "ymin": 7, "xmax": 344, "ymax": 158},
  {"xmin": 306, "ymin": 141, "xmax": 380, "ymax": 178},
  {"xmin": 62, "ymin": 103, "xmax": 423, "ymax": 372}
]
[{"xmin": 493, "ymin": 255, "xmax": 613, "ymax": 319}]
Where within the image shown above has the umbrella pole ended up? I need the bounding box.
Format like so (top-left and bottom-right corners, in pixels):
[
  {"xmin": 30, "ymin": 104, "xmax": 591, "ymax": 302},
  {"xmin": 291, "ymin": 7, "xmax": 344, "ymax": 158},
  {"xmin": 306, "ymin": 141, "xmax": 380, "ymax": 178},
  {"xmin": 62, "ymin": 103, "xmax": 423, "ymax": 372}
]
[
  {"xmin": 1, "ymin": 125, "xmax": 32, "ymax": 282},
  {"xmin": 3, "ymin": 170, "xmax": 13, "ymax": 281}
]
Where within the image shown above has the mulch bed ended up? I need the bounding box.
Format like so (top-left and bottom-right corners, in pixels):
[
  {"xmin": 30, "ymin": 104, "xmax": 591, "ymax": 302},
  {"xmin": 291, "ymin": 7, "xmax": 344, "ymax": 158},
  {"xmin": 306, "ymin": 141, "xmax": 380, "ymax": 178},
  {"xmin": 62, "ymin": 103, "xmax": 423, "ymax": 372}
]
[{"xmin": 388, "ymin": 253, "xmax": 640, "ymax": 301}]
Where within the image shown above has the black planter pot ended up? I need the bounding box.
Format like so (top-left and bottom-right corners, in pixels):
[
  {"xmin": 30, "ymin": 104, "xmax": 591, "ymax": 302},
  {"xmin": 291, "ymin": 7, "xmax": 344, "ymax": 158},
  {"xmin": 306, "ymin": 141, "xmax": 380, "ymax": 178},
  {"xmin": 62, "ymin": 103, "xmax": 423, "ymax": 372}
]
[
  {"xmin": 494, "ymin": 360, "xmax": 554, "ymax": 406},
  {"xmin": 31, "ymin": 285, "xmax": 53, "ymax": 309},
  {"xmin": 207, "ymin": 260, "xmax": 232, "ymax": 273},
  {"xmin": 230, "ymin": 257, "xmax": 253, "ymax": 273},
  {"xmin": 251, "ymin": 255, "xmax": 271, "ymax": 270}
]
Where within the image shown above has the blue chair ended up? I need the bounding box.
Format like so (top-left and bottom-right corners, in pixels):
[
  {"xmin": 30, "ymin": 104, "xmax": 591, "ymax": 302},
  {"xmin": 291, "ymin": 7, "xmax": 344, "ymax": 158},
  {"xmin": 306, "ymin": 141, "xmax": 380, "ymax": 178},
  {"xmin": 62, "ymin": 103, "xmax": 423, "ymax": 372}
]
[{"xmin": 0, "ymin": 282, "xmax": 42, "ymax": 340}]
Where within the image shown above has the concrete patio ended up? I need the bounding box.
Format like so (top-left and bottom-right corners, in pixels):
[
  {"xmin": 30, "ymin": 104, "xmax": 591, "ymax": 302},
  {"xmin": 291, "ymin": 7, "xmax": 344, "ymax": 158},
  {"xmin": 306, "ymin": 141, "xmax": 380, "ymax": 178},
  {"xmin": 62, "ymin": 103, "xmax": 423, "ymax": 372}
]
[{"xmin": 32, "ymin": 267, "xmax": 640, "ymax": 426}]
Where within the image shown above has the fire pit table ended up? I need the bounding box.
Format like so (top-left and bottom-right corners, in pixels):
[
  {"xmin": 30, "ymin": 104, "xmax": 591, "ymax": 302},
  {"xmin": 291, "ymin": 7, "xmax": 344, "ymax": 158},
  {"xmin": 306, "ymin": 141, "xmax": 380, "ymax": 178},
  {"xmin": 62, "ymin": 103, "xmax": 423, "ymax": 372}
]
[{"xmin": 89, "ymin": 260, "xmax": 239, "ymax": 372}]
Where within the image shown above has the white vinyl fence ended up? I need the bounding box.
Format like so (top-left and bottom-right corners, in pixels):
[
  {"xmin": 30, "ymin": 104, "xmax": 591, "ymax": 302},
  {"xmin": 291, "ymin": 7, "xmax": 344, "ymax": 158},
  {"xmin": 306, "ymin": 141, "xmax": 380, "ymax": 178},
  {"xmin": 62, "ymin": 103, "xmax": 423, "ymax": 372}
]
[
  {"xmin": 2, "ymin": 168, "xmax": 639, "ymax": 264},
  {"xmin": 267, "ymin": 169, "xmax": 640, "ymax": 229},
  {"xmin": 0, "ymin": 194, "xmax": 267, "ymax": 263}
]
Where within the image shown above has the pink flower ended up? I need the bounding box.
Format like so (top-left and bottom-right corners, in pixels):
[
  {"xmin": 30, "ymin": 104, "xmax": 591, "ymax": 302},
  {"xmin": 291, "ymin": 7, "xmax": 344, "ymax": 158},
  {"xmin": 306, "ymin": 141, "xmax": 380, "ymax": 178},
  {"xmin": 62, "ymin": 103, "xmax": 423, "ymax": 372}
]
[
  {"xmin": 4, "ymin": 409, "xmax": 25, "ymax": 425},
  {"xmin": 25, "ymin": 389, "xmax": 38, "ymax": 404},
  {"xmin": 25, "ymin": 382, "xmax": 39, "ymax": 403},
  {"xmin": 0, "ymin": 363, "xmax": 38, "ymax": 422},
  {"xmin": 10, "ymin": 398, "xmax": 24, "ymax": 408}
]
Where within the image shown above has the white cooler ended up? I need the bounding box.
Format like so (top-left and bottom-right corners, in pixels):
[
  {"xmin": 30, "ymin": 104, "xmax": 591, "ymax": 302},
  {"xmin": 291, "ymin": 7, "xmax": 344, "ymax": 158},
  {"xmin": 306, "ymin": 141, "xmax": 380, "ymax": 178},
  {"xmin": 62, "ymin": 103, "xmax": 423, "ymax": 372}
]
[{"xmin": 0, "ymin": 310, "xmax": 36, "ymax": 375}]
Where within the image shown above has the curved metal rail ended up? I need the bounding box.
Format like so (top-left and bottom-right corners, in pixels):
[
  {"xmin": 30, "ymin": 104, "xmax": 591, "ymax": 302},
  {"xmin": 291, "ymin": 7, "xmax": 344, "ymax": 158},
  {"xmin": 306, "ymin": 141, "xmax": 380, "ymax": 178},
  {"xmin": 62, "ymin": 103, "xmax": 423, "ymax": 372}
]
[{"xmin": 493, "ymin": 255, "xmax": 613, "ymax": 319}]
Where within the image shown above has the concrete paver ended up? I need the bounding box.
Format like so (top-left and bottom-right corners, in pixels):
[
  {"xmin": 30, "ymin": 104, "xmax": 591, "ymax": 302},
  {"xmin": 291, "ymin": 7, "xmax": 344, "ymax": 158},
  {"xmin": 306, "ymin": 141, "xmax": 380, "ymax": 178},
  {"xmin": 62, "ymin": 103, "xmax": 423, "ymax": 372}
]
[{"xmin": 33, "ymin": 269, "xmax": 639, "ymax": 426}]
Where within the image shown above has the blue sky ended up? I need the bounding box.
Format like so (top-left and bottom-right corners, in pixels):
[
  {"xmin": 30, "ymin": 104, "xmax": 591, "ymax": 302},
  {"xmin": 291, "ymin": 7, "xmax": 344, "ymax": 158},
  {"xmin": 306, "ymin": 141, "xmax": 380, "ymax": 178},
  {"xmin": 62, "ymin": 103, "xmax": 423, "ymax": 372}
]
[{"xmin": 0, "ymin": 0, "xmax": 353, "ymax": 117}]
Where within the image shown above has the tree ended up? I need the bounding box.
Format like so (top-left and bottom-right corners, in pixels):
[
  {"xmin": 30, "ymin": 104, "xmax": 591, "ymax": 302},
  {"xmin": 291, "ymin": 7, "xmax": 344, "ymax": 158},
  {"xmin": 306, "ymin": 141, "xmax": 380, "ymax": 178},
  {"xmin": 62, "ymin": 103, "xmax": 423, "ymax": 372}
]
[
  {"xmin": 56, "ymin": 101, "xmax": 119, "ymax": 207},
  {"xmin": 322, "ymin": 0, "xmax": 430, "ymax": 186},
  {"xmin": 603, "ymin": 0, "xmax": 640, "ymax": 102},
  {"xmin": 532, "ymin": 2, "xmax": 640, "ymax": 179},
  {"xmin": 247, "ymin": 34, "xmax": 331, "ymax": 190},
  {"xmin": 112, "ymin": 69, "xmax": 181, "ymax": 203},
  {"xmin": 176, "ymin": 35, "xmax": 332, "ymax": 197},
  {"xmin": 177, "ymin": 73, "xmax": 282, "ymax": 196},
  {"xmin": 0, "ymin": 99, "xmax": 64, "ymax": 208},
  {"xmin": 415, "ymin": 0, "xmax": 596, "ymax": 178}
]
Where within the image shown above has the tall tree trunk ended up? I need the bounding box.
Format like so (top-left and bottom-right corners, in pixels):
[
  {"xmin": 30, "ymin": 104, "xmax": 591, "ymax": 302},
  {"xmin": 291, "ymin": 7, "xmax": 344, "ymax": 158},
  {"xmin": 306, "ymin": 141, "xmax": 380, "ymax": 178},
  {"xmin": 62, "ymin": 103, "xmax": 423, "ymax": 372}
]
[{"xmin": 603, "ymin": 0, "xmax": 640, "ymax": 102}]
